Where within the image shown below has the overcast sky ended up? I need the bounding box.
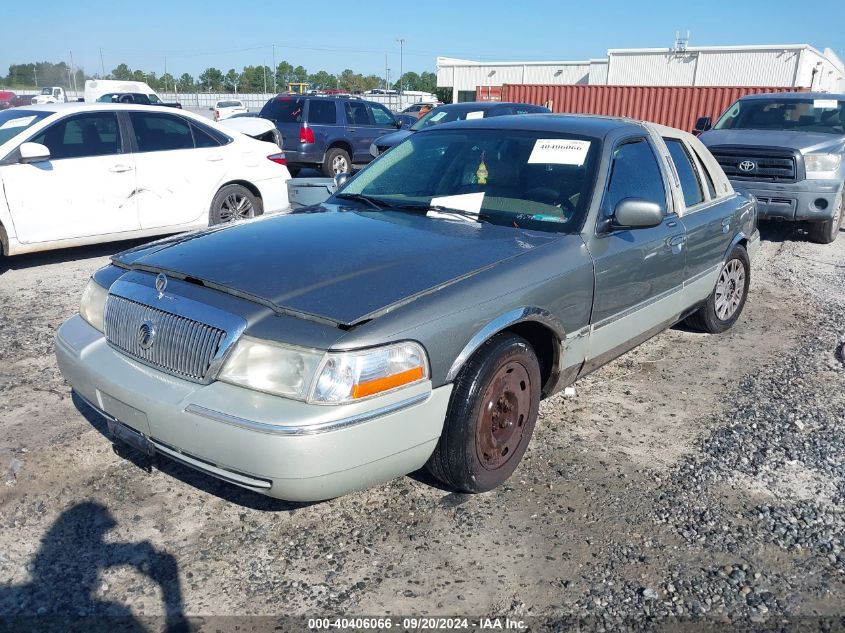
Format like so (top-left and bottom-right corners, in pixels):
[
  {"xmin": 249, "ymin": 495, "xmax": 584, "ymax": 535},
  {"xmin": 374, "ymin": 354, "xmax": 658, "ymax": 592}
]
[{"xmin": 3, "ymin": 0, "xmax": 842, "ymax": 79}]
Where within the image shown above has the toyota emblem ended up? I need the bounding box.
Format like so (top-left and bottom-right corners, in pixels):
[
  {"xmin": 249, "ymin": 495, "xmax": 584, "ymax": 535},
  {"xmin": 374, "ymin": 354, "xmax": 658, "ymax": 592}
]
[
  {"xmin": 137, "ymin": 320, "xmax": 156, "ymax": 350},
  {"xmin": 155, "ymin": 272, "xmax": 167, "ymax": 297},
  {"xmin": 738, "ymin": 160, "xmax": 756, "ymax": 172}
]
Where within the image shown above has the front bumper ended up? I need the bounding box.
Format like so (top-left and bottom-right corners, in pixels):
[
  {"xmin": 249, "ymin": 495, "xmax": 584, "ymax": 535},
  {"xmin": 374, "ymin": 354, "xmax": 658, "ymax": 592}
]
[
  {"xmin": 733, "ymin": 179, "xmax": 843, "ymax": 222},
  {"xmin": 55, "ymin": 315, "xmax": 450, "ymax": 501}
]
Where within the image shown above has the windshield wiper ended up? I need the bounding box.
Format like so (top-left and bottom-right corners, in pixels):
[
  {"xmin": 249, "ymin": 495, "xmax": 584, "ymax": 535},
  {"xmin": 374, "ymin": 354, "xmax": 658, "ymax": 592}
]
[
  {"xmin": 333, "ymin": 193, "xmax": 389, "ymax": 210},
  {"xmin": 392, "ymin": 203, "xmax": 493, "ymax": 224}
]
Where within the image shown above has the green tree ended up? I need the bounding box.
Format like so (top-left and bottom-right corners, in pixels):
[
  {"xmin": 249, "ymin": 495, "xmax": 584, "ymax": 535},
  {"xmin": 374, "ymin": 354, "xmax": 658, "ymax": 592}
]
[
  {"xmin": 308, "ymin": 70, "xmax": 337, "ymax": 90},
  {"xmin": 176, "ymin": 73, "xmax": 195, "ymax": 92},
  {"xmin": 291, "ymin": 65, "xmax": 308, "ymax": 84},
  {"xmin": 224, "ymin": 69, "xmax": 241, "ymax": 92},
  {"xmin": 111, "ymin": 63, "xmax": 133, "ymax": 80},
  {"xmin": 198, "ymin": 67, "xmax": 224, "ymax": 91},
  {"xmin": 274, "ymin": 61, "xmax": 294, "ymax": 88},
  {"xmin": 419, "ymin": 71, "xmax": 437, "ymax": 93},
  {"xmin": 158, "ymin": 73, "xmax": 175, "ymax": 93}
]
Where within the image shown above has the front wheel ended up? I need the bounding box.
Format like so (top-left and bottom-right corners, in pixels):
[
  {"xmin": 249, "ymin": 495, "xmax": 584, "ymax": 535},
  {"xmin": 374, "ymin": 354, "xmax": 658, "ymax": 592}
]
[
  {"xmin": 685, "ymin": 245, "xmax": 750, "ymax": 334},
  {"xmin": 209, "ymin": 184, "xmax": 258, "ymax": 225},
  {"xmin": 426, "ymin": 333, "xmax": 541, "ymax": 493},
  {"xmin": 807, "ymin": 193, "xmax": 843, "ymax": 244}
]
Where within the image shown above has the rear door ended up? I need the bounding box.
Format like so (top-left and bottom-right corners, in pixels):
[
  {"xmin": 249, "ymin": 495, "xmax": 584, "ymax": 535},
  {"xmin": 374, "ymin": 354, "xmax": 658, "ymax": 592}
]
[
  {"xmin": 662, "ymin": 135, "xmax": 737, "ymax": 306},
  {"xmin": 128, "ymin": 111, "xmax": 228, "ymax": 229},
  {"xmin": 2, "ymin": 111, "xmax": 137, "ymax": 243},
  {"xmin": 583, "ymin": 136, "xmax": 687, "ymax": 372}
]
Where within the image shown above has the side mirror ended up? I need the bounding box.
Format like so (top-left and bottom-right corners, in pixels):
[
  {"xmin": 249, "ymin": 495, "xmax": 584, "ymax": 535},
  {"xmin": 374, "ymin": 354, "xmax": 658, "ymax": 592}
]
[
  {"xmin": 611, "ymin": 198, "xmax": 664, "ymax": 230},
  {"xmin": 209, "ymin": 106, "xmax": 214, "ymax": 110},
  {"xmin": 333, "ymin": 172, "xmax": 350, "ymax": 189},
  {"xmin": 395, "ymin": 119, "xmax": 403, "ymax": 129},
  {"xmin": 19, "ymin": 142, "xmax": 51, "ymax": 164},
  {"xmin": 693, "ymin": 116, "xmax": 712, "ymax": 134}
]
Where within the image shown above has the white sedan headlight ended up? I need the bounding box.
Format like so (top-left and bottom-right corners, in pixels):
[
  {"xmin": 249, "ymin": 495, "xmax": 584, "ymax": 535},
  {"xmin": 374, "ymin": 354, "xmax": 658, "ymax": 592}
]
[
  {"xmin": 219, "ymin": 337, "xmax": 323, "ymax": 400},
  {"xmin": 310, "ymin": 342, "xmax": 428, "ymax": 404},
  {"xmin": 79, "ymin": 278, "xmax": 108, "ymax": 332},
  {"xmin": 805, "ymin": 153, "xmax": 841, "ymax": 173}
]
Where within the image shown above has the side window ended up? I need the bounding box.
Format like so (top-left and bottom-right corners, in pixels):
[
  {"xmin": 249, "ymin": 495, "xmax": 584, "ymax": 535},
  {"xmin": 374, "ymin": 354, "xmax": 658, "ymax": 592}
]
[
  {"xmin": 30, "ymin": 112, "xmax": 122, "ymax": 160},
  {"xmin": 664, "ymin": 138, "xmax": 704, "ymax": 208},
  {"xmin": 344, "ymin": 101, "xmax": 371, "ymax": 126},
  {"xmin": 191, "ymin": 123, "xmax": 224, "ymax": 148},
  {"xmin": 603, "ymin": 139, "xmax": 667, "ymax": 216},
  {"xmin": 690, "ymin": 146, "xmax": 718, "ymax": 199},
  {"xmin": 369, "ymin": 104, "xmax": 395, "ymax": 126},
  {"xmin": 307, "ymin": 100, "xmax": 337, "ymax": 125},
  {"xmin": 129, "ymin": 112, "xmax": 193, "ymax": 152}
]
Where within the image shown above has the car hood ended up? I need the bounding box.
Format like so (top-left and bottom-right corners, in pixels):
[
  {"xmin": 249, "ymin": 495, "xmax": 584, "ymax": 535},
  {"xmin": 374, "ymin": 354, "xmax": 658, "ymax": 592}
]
[
  {"xmin": 700, "ymin": 129, "xmax": 845, "ymax": 154},
  {"xmin": 374, "ymin": 129, "xmax": 414, "ymax": 148},
  {"xmin": 218, "ymin": 116, "xmax": 274, "ymax": 138},
  {"xmin": 113, "ymin": 207, "xmax": 561, "ymax": 327}
]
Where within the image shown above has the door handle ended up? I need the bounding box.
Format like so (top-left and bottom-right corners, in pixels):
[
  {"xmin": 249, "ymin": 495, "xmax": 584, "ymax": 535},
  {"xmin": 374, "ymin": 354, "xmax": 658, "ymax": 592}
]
[
  {"xmin": 206, "ymin": 155, "xmax": 224, "ymax": 162},
  {"xmin": 109, "ymin": 164, "xmax": 133, "ymax": 173},
  {"xmin": 667, "ymin": 235, "xmax": 686, "ymax": 253}
]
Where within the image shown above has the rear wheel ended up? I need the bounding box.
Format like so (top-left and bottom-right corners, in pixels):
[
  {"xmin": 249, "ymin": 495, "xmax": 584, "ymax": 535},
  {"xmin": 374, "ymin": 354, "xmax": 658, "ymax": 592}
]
[
  {"xmin": 209, "ymin": 184, "xmax": 258, "ymax": 225},
  {"xmin": 807, "ymin": 193, "xmax": 843, "ymax": 244},
  {"xmin": 322, "ymin": 147, "xmax": 351, "ymax": 177},
  {"xmin": 685, "ymin": 245, "xmax": 750, "ymax": 334},
  {"xmin": 426, "ymin": 333, "xmax": 541, "ymax": 493}
]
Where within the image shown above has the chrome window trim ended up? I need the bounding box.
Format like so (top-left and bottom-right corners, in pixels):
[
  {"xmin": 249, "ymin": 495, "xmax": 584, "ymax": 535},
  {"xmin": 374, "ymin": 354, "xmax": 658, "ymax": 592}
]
[
  {"xmin": 106, "ymin": 279, "xmax": 247, "ymax": 384},
  {"xmin": 184, "ymin": 392, "xmax": 429, "ymax": 436}
]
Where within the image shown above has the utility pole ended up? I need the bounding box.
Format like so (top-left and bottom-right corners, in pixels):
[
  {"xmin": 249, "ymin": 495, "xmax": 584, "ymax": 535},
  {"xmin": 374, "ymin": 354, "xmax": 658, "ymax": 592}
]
[
  {"xmin": 99, "ymin": 48, "xmax": 105, "ymax": 77},
  {"xmin": 396, "ymin": 38, "xmax": 405, "ymax": 95},
  {"xmin": 164, "ymin": 56, "xmax": 168, "ymax": 93},
  {"xmin": 33, "ymin": 65, "xmax": 38, "ymax": 88},
  {"xmin": 272, "ymin": 45, "xmax": 277, "ymax": 93},
  {"xmin": 263, "ymin": 58, "xmax": 267, "ymax": 94},
  {"xmin": 69, "ymin": 50, "xmax": 77, "ymax": 96}
]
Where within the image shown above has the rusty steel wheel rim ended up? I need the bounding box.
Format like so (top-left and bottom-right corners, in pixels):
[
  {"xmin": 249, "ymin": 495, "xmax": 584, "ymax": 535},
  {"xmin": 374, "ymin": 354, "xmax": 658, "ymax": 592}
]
[{"xmin": 476, "ymin": 360, "xmax": 532, "ymax": 470}]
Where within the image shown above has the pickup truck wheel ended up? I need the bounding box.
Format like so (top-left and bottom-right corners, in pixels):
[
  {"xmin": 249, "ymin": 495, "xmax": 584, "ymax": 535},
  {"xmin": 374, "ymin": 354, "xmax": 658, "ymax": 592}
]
[
  {"xmin": 322, "ymin": 148, "xmax": 351, "ymax": 177},
  {"xmin": 426, "ymin": 333, "xmax": 541, "ymax": 493},
  {"xmin": 807, "ymin": 193, "xmax": 843, "ymax": 244},
  {"xmin": 209, "ymin": 184, "xmax": 258, "ymax": 225},
  {"xmin": 686, "ymin": 245, "xmax": 750, "ymax": 334}
]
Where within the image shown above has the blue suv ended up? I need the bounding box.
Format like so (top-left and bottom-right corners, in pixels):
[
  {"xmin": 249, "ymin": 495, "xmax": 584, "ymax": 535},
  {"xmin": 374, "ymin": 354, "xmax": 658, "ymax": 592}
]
[{"xmin": 258, "ymin": 95, "xmax": 401, "ymax": 176}]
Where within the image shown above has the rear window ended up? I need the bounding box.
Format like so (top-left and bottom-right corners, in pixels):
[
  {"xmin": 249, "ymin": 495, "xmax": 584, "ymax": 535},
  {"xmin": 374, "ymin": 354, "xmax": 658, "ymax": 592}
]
[
  {"xmin": 217, "ymin": 101, "xmax": 243, "ymax": 108},
  {"xmin": 259, "ymin": 98, "xmax": 305, "ymax": 123},
  {"xmin": 307, "ymin": 100, "xmax": 336, "ymax": 125}
]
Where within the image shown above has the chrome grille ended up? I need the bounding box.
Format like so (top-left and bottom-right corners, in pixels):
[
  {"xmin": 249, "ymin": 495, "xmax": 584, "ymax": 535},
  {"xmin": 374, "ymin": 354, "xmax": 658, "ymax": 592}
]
[
  {"xmin": 710, "ymin": 146, "xmax": 798, "ymax": 183},
  {"xmin": 104, "ymin": 295, "xmax": 226, "ymax": 382}
]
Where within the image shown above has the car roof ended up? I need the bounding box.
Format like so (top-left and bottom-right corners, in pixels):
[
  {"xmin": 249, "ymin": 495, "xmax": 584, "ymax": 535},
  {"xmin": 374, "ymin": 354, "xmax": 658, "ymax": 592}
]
[
  {"xmin": 739, "ymin": 91, "xmax": 845, "ymax": 101},
  {"xmin": 435, "ymin": 101, "xmax": 544, "ymax": 112},
  {"xmin": 13, "ymin": 102, "xmax": 180, "ymax": 114},
  {"xmin": 427, "ymin": 113, "xmax": 645, "ymax": 138}
]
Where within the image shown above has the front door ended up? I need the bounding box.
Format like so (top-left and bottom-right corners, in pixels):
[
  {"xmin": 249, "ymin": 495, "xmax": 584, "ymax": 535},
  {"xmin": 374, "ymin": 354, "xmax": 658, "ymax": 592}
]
[
  {"xmin": 2, "ymin": 111, "xmax": 137, "ymax": 244},
  {"xmin": 584, "ymin": 137, "xmax": 687, "ymax": 371}
]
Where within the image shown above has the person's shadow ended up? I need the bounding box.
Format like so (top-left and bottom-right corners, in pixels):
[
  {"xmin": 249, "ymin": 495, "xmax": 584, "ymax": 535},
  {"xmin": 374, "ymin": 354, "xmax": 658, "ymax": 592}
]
[{"xmin": 0, "ymin": 502, "xmax": 190, "ymax": 633}]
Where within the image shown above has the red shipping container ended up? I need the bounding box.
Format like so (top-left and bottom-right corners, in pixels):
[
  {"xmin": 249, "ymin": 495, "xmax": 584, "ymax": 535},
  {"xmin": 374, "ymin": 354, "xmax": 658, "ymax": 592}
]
[{"xmin": 498, "ymin": 84, "xmax": 803, "ymax": 132}]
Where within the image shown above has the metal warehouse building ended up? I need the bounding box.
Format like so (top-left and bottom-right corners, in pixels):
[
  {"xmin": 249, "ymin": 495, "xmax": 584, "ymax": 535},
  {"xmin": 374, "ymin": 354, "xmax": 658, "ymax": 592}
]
[{"xmin": 437, "ymin": 43, "xmax": 845, "ymax": 101}]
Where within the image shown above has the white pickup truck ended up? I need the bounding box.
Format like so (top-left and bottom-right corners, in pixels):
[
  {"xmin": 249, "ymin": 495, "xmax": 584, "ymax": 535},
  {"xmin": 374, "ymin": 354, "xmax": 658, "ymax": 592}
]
[{"xmin": 31, "ymin": 87, "xmax": 68, "ymax": 104}]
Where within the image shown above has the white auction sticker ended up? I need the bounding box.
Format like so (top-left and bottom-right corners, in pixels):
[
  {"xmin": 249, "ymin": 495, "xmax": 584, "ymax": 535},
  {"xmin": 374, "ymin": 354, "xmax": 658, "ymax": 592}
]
[
  {"xmin": 430, "ymin": 192, "xmax": 484, "ymax": 214},
  {"xmin": 429, "ymin": 111, "xmax": 448, "ymax": 122},
  {"xmin": 528, "ymin": 139, "xmax": 591, "ymax": 166},
  {"xmin": 464, "ymin": 111, "xmax": 485, "ymax": 120},
  {"xmin": 813, "ymin": 99, "xmax": 839, "ymax": 110},
  {"xmin": 0, "ymin": 116, "xmax": 37, "ymax": 130}
]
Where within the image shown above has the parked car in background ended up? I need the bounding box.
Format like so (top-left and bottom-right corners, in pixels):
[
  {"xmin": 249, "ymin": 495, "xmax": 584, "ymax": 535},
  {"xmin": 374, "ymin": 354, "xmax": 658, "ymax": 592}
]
[
  {"xmin": 0, "ymin": 103, "xmax": 290, "ymax": 257},
  {"xmin": 31, "ymin": 86, "xmax": 67, "ymax": 104},
  {"xmin": 212, "ymin": 99, "xmax": 248, "ymax": 121},
  {"xmin": 0, "ymin": 91, "xmax": 15, "ymax": 110},
  {"xmin": 370, "ymin": 101, "xmax": 551, "ymax": 157},
  {"xmin": 400, "ymin": 101, "xmax": 440, "ymax": 115},
  {"xmin": 10, "ymin": 94, "xmax": 36, "ymax": 108},
  {"xmin": 698, "ymin": 92, "xmax": 845, "ymax": 244},
  {"xmin": 258, "ymin": 94, "xmax": 402, "ymax": 176},
  {"xmin": 55, "ymin": 115, "xmax": 757, "ymax": 502},
  {"xmin": 96, "ymin": 93, "xmax": 183, "ymax": 109}
]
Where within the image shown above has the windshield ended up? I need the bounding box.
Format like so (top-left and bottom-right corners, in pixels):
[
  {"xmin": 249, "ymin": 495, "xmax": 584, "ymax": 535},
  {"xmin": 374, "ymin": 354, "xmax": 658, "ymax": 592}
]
[
  {"xmin": 334, "ymin": 129, "xmax": 601, "ymax": 234},
  {"xmin": 0, "ymin": 110, "xmax": 51, "ymax": 146},
  {"xmin": 411, "ymin": 107, "xmax": 486, "ymax": 131},
  {"xmin": 714, "ymin": 97, "xmax": 845, "ymax": 134},
  {"xmin": 147, "ymin": 94, "xmax": 162, "ymax": 104},
  {"xmin": 40, "ymin": 88, "xmax": 51, "ymax": 95}
]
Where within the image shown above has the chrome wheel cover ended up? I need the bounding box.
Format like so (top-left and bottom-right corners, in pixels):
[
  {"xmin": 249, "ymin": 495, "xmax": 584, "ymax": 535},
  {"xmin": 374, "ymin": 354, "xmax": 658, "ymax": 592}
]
[{"xmin": 714, "ymin": 259, "xmax": 746, "ymax": 321}]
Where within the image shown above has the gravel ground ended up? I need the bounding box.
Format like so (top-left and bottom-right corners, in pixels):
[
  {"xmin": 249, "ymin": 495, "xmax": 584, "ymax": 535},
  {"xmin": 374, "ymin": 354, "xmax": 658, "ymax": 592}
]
[{"xmin": 0, "ymin": 222, "xmax": 843, "ymax": 632}]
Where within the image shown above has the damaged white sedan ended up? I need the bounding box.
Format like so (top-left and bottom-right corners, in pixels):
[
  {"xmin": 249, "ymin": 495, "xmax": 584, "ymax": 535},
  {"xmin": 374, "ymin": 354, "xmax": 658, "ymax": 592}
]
[{"xmin": 0, "ymin": 103, "xmax": 291, "ymax": 257}]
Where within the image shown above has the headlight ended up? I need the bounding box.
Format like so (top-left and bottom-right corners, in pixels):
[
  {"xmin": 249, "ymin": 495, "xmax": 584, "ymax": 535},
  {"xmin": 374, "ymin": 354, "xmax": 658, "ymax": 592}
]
[
  {"xmin": 310, "ymin": 341, "xmax": 428, "ymax": 404},
  {"xmin": 79, "ymin": 278, "xmax": 108, "ymax": 332},
  {"xmin": 218, "ymin": 336, "xmax": 323, "ymax": 400},
  {"xmin": 805, "ymin": 153, "xmax": 841, "ymax": 173}
]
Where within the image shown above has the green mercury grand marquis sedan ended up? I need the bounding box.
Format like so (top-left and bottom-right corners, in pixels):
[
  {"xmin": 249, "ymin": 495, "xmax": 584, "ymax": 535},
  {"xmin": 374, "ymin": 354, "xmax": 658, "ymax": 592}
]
[{"xmin": 55, "ymin": 114, "xmax": 759, "ymax": 501}]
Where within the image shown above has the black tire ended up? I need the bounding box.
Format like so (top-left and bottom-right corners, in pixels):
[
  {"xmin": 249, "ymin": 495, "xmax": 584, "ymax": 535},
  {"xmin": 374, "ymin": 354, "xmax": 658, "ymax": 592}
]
[
  {"xmin": 426, "ymin": 333, "xmax": 541, "ymax": 493},
  {"xmin": 806, "ymin": 193, "xmax": 843, "ymax": 245},
  {"xmin": 209, "ymin": 184, "xmax": 259, "ymax": 225},
  {"xmin": 321, "ymin": 147, "xmax": 351, "ymax": 177},
  {"xmin": 685, "ymin": 245, "xmax": 750, "ymax": 334}
]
